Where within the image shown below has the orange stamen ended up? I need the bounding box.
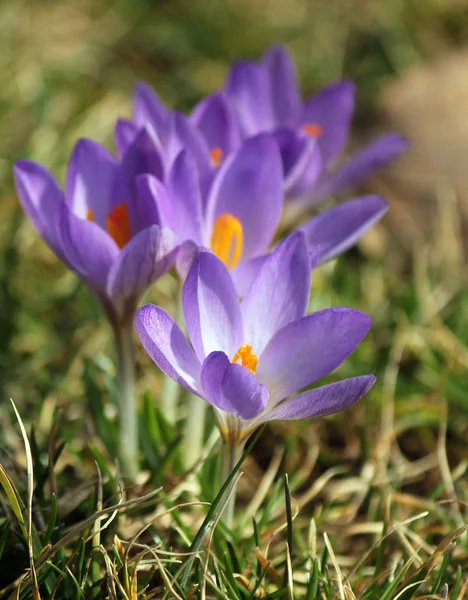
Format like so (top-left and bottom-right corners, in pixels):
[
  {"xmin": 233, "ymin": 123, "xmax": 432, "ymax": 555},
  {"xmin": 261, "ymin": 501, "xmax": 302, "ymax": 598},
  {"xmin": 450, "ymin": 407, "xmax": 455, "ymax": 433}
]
[
  {"xmin": 106, "ymin": 202, "xmax": 131, "ymax": 249},
  {"xmin": 232, "ymin": 344, "xmax": 258, "ymax": 374},
  {"xmin": 301, "ymin": 123, "xmax": 323, "ymax": 137},
  {"xmin": 86, "ymin": 208, "xmax": 95, "ymax": 222},
  {"xmin": 210, "ymin": 213, "xmax": 243, "ymax": 269},
  {"xmin": 210, "ymin": 147, "xmax": 223, "ymax": 168}
]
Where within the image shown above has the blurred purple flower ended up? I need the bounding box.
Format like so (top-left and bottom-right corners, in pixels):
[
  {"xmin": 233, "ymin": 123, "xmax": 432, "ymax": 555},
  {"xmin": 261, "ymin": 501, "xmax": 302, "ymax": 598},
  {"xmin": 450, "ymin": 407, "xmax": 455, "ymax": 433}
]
[
  {"xmin": 138, "ymin": 133, "xmax": 284, "ymax": 278},
  {"xmin": 14, "ymin": 138, "xmax": 178, "ymax": 326},
  {"xmin": 135, "ymin": 232, "xmax": 375, "ymax": 443},
  {"xmin": 116, "ymin": 82, "xmax": 242, "ymax": 190},
  {"xmin": 225, "ymin": 44, "xmax": 408, "ymax": 211}
]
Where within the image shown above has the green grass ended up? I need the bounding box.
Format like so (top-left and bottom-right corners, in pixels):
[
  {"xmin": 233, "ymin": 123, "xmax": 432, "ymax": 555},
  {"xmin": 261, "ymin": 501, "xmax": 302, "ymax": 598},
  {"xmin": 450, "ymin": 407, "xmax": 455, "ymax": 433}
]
[{"xmin": 1, "ymin": 0, "xmax": 468, "ymax": 597}]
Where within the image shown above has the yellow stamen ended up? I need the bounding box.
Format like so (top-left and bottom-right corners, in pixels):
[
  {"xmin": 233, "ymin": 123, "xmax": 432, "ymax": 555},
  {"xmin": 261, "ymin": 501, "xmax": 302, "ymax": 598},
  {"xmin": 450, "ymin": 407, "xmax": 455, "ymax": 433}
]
[
  {"xmin": 232, "ymin": 344, "xmax": 258, "ymax": 374},
  {"xmin": 301, "ymin": 123, "xmax": 323, "ymax": 137},
  {"xmin": 106, "ymin": 202, "xmax": 131, "ymax": 249},
  {"xmin": 86, "ymin": 208, "xmax": 95, "ymax": 222},
  {"xmin": 210, "ymin": 147, "xmax": 223, "ymax": 168},
  {"xmin": 210, "ymin": 213, "xmax": 243, "ymax": 269}
]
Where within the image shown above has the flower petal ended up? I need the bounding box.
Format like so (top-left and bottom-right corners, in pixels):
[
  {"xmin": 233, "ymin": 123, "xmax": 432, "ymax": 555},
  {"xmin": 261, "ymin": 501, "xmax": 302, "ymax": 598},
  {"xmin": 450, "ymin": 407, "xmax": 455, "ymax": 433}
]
[
  {"xmin": 230, "ymin": 254, "xmax": 268, "ymax": 299},
  {"xmin": 257, "ymin": 308, "xmax": 372, "ymax": 403},
  {"xmin": 201, "ymin": 351, "xmax": 269, "ymax": 420},
  {"xmin": 133, "ymin": 81, "xmax": 168, "ymax": 136},
  {"xmin": 257, "ymin": 375, "xmax": 375, "ymax": 423},
  {"xmin": 309, "ymin": 134, "xmax": 409, "ymax": 205},
  {"xmin": 182, "ymin": 251, "xmax": 243, "ymax": 362},
  {"xmin": 241, "ymin": 232, "xmax": 310, "ymax": 356},
  {"xmin": 262, "ymin": 45, "xmax": 301, "ymax": 127},
  {"xmin": 301, "ymin": 195, "xmax": 388, "ymax": 264},
  {"xmin": 165, "ymin": 111, "xmax": 212, "ymax": 178},
  {"xmin": 225, "ymin": 61, "xmax": 275, "ymax": 136},
  {"xmin": 205, "ymin": 134, "xmax": 283, "ymax": 260},
  {"xmin": 274, "ymin": 129, "xmax": 322, "ymax": 196},
  {"xmin": 121, "ymin": 127, "xmax": 164, "ymax": 183},
  {"xmin": 66, "ymin": 139, "xmax": 131, "ymax": 227},
  {"xmin": 13, "ymin": 160, "xmax": 66, "ymax": 260},
  {"xmin": 107, "ymin": 225, "xmax": 177, "ymax": 315},
  {"xmin": 191, "ymin": 92, "xmax": 242, "ymax": 155},
  {"xmin": 167, "ymin": 151, "xmax": 203, "ymax": 244},
  {"xmin": 135, "ymin": 304, "xmax": 202, "ymax": 395},
  {"xmin": 136, "ymin": 174, "xmax": 172, "ymax": 231},
  {"xmin": 114, "ymin": 118, "xmax": 139, "ymax": 158},
  {"xmin": 301, "ymin": 80, "xmax": 355, "ymax": 165},
  {"xmin": 58, "ymin": 202, "xmax": 119, "ymax": 294}
]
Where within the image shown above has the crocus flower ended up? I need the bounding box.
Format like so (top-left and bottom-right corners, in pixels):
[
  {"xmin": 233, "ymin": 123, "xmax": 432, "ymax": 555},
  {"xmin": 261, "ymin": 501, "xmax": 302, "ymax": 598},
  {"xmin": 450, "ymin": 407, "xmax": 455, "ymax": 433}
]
[
  {"xmin": 135, "ymin": 232, "xmax": 375, "ymax": 445},
  {"xmin": 13, "ymin": 138, "xmax": 177, "ymax": 327},
  {"xmin": 14, "ymin": 137, "xmax": 180, "ymax": 480},
  {"xmin": 137, "ymin": 133, "xmax": 284, "ymax": 282},
  {"xmin": 225, "ymin": 44, "xmax": 408, "ymax": 212},
  {"xmin": 116, "ymin": 82, "xmax": 241, "ymax": 191}
]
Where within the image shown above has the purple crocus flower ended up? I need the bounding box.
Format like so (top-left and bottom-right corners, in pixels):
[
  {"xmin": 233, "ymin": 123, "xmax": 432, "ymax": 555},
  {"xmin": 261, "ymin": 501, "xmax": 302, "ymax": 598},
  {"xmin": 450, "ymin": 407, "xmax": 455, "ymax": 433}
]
[
  {"xmin": 135, "ymin": 232, "xmax": 375, "ymax": 444},
  {"xmin": 225, "ymin": 44, "xmax": 408, "ymax": 211},
  {"xmin": 137, "ymin": 133, "xmax": 284, "ymax": 280},
  {"xmin": 116, "ymin": 82, "xmax": 242, "ymax": 192},
  {"xmin": 13, "ymin": 138, "xmax": 178, "ymax": 327}
]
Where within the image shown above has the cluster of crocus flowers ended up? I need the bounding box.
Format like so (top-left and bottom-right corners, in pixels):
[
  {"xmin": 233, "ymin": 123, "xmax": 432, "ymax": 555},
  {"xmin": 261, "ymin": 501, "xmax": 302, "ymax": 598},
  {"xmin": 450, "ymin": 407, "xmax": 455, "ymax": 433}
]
[{"xmin": 13, "ymin": 43, "xmax": 406, "ymax": 496}]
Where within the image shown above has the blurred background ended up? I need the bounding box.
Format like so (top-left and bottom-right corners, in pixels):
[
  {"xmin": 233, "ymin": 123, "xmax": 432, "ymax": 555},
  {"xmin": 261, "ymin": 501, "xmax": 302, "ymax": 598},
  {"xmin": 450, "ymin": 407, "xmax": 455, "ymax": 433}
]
[{"xmin": 1, "ymin": 0, "xmax": 468, "ymax": 495}]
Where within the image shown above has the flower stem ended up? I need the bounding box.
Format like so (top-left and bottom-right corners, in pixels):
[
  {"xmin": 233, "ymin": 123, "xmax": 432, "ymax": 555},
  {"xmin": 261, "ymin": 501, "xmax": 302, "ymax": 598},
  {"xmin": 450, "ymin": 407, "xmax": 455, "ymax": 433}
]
[
  {"xmin": 114, "ymin": 320, "xmax": 139, "ymax": 482},
  {"xmin": 219, "ymin": 440, "xmax": 245, "ymax": 528},
  {"xmin": 161, "ymin": 375, "xmax": 180, "ymax": 425},
  {"xmin": 182, "ymin": 394, "xmax": 207, "ymax": 470}
]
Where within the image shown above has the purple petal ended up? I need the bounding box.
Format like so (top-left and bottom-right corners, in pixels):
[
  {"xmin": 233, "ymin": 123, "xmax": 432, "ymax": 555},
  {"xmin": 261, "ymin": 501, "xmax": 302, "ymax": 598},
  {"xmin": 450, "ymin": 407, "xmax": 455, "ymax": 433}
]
[
  {"xmin": 136, "ymin": 174, "xmax": 173, "ymax": 231},
  {"xmin": 167, "ymin": 151, "xmax": 203, "ymax": 244},
  {"xmin": 205, "ymin": 134, "xmax": 283, "ymax": 261},
  {"xmin": 13, "ymin": 160, "xmax": 66, "ymax": 260},
  {"xmin": 58, "ymin": 203, "xmax": 118, "ymax": 294},
  {"xmin": 274, "ymin": 129, "xmax": 322, "ymax": 196},
  {"xmin": 258, "ymin": 375, "xmax": 375, "ymax": 423},
  {"xmin": 191, "ymin": 92, "xmax": 242, "ymax": 155},
  {"xmin": 133, "ymin": 81, "xmax": 168, "ymax": 136},
  {"xmin": 165, "ymin": 111, "xmax": 212, "ymax": 178},
  {"xmin": 66, "ymin": 139, "xmax": 131, "ymax": 228},
  {"xmin": 225, "ymin": 61, "xmax": 275, "ymax": 136},
  {"xmin": 107, "ymin": 225, "xmax": 177, "ymax": 314},
  {"xmin": 301, "ymin": 195, "xmax": 388, "ymax": 264},
  {"xmin": 175, "ymin": 240, "xmax": 205, "ymax": 281},
  {"xmin": 308, "ymin": 134, "xmax": 409, "ymax": 205},
  {"xmin": 241, "ymin": 232, "xmax": 310, "ymax": 356},
  {"xmin": 300, "ymin": 80, "xmax": 355, "ymax": 165},
  {"xmin": 115, "ymin": 119, "xmax": 139, "ymax": 158},
  {"xmin": 121, "ymin": 127, "xmax": 164, "ymax": 182},
  {"xmin": 262, "ymin": 45, "xmax": 301, "ymax": 127},
  {"xmin": 201, "ymin": 351, "xmax": 269, "ymax": 420},
  {"xmin": 231, "ymin": 254, "xmax": 268, "ymax": 299},
  {"xmin": 257, "ymin": 308, "xmax": 372, "ymax": 403},
  {"xmin": 182, "ymin": 251, "xmax": 243, "ymax": 362},
  {"xmin": 135, "ymin": 304, "xmax": 202, "ymax": 395}
]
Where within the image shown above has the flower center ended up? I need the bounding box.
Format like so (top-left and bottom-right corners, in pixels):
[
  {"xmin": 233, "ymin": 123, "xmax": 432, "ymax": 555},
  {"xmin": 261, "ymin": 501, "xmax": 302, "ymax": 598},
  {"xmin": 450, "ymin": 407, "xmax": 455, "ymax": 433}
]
[
  {"xmin": 301, "ymin": 123, "xmax": 323, "ymax": 137},
  {"xmin": 86, "ymin": 202, "xmax": 131, "ymax": 249},
  {"xmin": 232, "ymin": 344, "xmax": 258, "ymax": 374},
  {"xmin": 210, "ymin": 213, "xmax": 243, "ymax": 269},
  {"xmin": 210, "ymin": 147, "xmax": 223, "ymax": 168}
]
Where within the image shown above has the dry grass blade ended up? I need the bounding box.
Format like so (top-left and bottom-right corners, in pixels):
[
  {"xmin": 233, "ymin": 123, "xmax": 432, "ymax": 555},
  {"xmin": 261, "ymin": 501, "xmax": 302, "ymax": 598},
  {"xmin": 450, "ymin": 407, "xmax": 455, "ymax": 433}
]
[{"xmin": 10, "ymin": 399, "xmax": 40, "ymax": 599}]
